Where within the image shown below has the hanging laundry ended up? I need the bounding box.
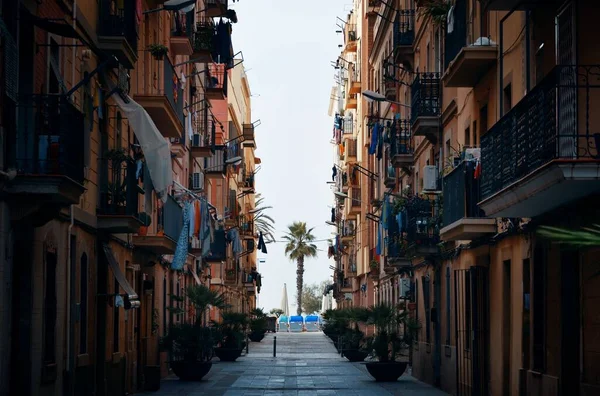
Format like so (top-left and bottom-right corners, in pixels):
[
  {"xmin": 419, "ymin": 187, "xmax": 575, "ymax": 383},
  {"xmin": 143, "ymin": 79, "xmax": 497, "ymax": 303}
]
[
  {"xmin": 331, "ymin": 208, "xmax": 336, "ymax": 223},
  {"xmin": 228, "ymin": 228, "xmax": 243, "ymax": 254},
  {"xmin": 327, "ymin": 245, "xmax": 334, "ymax": 258},
  {"xmin": 474, "ymin": 160, "xmax": 482, "ymax": 179},
  {"xmin": 257, "ymin": 232, "xmax": 268, "ymax": 254},
  {"xmin": 188, "ymin": 200, "xmax": 195, "ymax": 238},
  {"xmin": 172, "ymin": 202, "xmax": 191, "ymax": 270},
  {"xmin": 332, "ymin": 165, "xmax": 337, "ymax": 181},
  {"xmin": 369, "ymin": 123, "xmax": 380, "ymax": 155},
  {"xmin": 194, "ymin": 200, "xmax": 200, "ymax": 238},
  {"xmin": 376, "ymin": 222, "xmax": 383, "ymax": 256},
  {"xmin": 339, "ymin": 143, "xmax": 345, "ymax": 156}
]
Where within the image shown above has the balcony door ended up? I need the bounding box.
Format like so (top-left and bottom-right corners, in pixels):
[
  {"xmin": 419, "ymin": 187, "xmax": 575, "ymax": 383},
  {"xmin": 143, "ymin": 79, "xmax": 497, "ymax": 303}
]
[{"xmin": 556, "ymin": 1, "xmax": 577, "ymax": 159}]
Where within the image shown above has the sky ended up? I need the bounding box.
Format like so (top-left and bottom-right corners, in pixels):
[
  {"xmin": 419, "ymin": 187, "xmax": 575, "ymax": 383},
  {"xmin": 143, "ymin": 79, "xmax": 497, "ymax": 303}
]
[{"xmin": 228, "ymin": 0, "xmax": 351, "ymax": 313}]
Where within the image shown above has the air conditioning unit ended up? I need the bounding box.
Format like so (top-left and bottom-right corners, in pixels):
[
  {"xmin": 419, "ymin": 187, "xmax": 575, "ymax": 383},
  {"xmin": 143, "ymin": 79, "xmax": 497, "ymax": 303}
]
[
  {"xmin": 192, "ymin": 172, "xmax": 203, "ymax": 190},
  {"xmin": 399, "ymin": 278, "xmax": 411, "ymax": 299},
  {"xmin": 192, "ymin": 134, "xmax": 201, "ymax": 147},
  {"xmin": 423, "ymin": 165, "xmax": 439, "ymax": 191}
]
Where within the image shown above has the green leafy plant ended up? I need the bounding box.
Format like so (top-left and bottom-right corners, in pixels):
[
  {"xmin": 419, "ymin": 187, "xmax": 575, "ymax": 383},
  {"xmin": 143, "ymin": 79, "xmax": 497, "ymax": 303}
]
[
  {"xmin": 194, "ymin": 24, "xmax": 214, "ymax": 51},
  {"xmin": 212, "ymin": 312, "xmax": 248, "ymax": 349},
  {"xmin": 363, "ymin": 304, "xmax": 419, "ymax": 362},
  {"xmin": 249, "ymin": 308, "xmax": 268, "ymax": 334},
  {"xmin": 419, "ymin": 0, "xmax": 452, "ymax": 26},
  {"xmin": 148, "ymin": 43, "xmax": 169, "ymax": 59}
]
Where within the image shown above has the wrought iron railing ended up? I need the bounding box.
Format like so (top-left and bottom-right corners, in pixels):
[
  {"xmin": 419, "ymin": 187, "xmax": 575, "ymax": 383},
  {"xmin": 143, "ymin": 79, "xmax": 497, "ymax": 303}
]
[
  {"xmin": 99, "ymin": 0, "xmax": 139, "ymax": 53},
  {"xmin": 341, "ymin": 219, "xmax": 356, "ymax": 237},
  {"xmin": 205, "ymin": 63, "xmax": 228, "ymax": 97},
  {"xmin": 351, "ymin": 188, "xmax": 361, "ymax": 207},
  {"xmin": 403, "ymin": 196, "xmax": 440, "ymax": 246},
  {"xmin": 481, "ymin": 65, "xmax": 600, "ymax": 200},
  {"xmin": 410, "ymin": 72, "xmax": 441, "ymax": 124},
  {"xmin": 238, "ymin": 215, "xmax": 254, "ymax": 236},
  {"xmin": 171, "ymin": 10, "xmax": 194, "ymax": 38},
  {"xmin": 204, "ymin": 145, "xmax": 226, "ymax": 174},
  {"xmin": 443, "ymin": 160, "xmax": 484, "ymax": 226},
  {"xmin": 163, "ymin": 58, "xmax": 185, "ymax": 127},
  {"xmin": 346, "ymin": 139, "xmax": 358, "ymax": 157},
  {"xmin": 99, "ymin": 159, "xmax": 140, "ymax": 216},
  {"xmin": 206, "ymin": 229, "xmax": 226, "ymax": 261},
  {"xmin": 389, "ymin": 119, "xmax": 413, "ymax": 156},
  {"xmin": 11, "ymin": 95, "xmax": 84, "ymax": 183},
  {"xmin": 394, "ymin": 9, "xmax": 415, "ymax": 48},
  {"xmin": 193, "ymin": 19, "xmax": 215, "ymax": 53}
]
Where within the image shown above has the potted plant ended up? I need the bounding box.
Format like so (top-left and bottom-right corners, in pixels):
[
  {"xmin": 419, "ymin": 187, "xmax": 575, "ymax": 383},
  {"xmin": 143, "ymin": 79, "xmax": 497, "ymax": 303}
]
[
  {"xmin": 160, "ymin": 285, "xmax": 227, "ymax": 381},
  {"xmin": 363, "ymin": 303, "xmax": 420, "ymax": 382},
  {"xmin": 213, "ymin": 312, "xmax": 248, "ymax": 362},
  {"xmin": 340, "ymin": 307, "xmax": 370, "ymax": 362},
  {"xmin": 137, "ymin": 212, "xmax": 152, "ymax": 236},
  {"xmin": 148, "ymin": 43, "xmax": 169, "ymax": 60},
  {"xmin": 248, "ymin": 308, "xmax": 268, "ymax": 342}
]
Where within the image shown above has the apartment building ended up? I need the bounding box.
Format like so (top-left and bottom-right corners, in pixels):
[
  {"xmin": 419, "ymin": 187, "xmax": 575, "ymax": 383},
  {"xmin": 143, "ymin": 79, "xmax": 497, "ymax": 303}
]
[
  {"xmin": 329, "ymin": 0, "xmax": 600, "ymax": 394},
  {"xmin": 0, "ymin": 1, "xmax": 261, "ymax": 395}
]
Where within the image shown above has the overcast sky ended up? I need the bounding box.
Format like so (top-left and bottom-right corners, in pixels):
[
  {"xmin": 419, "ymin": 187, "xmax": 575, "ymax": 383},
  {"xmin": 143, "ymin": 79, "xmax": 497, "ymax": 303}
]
[{"xmin": 229, "ymin": 0, "xmax": 350, "ymax": 313}]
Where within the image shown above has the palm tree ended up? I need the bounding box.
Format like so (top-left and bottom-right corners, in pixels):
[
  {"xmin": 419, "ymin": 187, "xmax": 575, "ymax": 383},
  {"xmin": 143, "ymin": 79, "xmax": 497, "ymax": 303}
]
[
  {"xmin": 283, "ymin": 222, "xmax": 318, "ymax": 315},
  {"xmin": 537, "ymin": 224, "xmax": 600, "ymax": 247},
  {"xmin": 253, "ymin": 193, "xmax": 276, "ymax": 243}
]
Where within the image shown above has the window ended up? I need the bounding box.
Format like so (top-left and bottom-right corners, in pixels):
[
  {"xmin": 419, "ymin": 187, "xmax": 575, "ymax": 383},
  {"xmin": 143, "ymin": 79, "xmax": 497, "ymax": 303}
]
[
  {"xmin": 163, "ymin": 277, "xmax": 168, "ymax": 335},
  {"xmin": 414, "ymin": 280, "xmax": 419, "ymax": 342},
  {"xmin": 465, "ymin": 125, "xmax": 471, "ymax": 147},
  {"xmin": 426, "ymin": 42, "xmax": 431, "ymax": 72},
  {"xmin": 116, "ymin": 112, "xmax": 122, "ymax": 149},
  {"xmin": 522, "ymin": 258, "xmax": 531, "ymax": 370},
  {"xmin": 43, "ymin": 250, "xmax": 58, "ymax": 363},
  {"xmin": 479, "ymin": 105, "xmax": 488, "ymax": 138},
  {"xmin": 503, "ymin": 84, "xmax": 512, "ymax": 115},
  {"xmin": 532, "ymin": 244, "xmax": 545, "ymax": 371},
  {"xmin": 434, "ymin": 30, "xmax": 441, "ymax": 73},
  {"xmin": 80, "ymin": 253, "xmax": 88, "ymax": 354},
  {"xmin": 47, "ymin": 36, "xmax": 61, "ymax": 94},
  {"xmin": 464, "ymin": 271, "xmax": 471, "ymax": 350},
  {"xmin": 423, "ymin": 275, "xmax": 431, "ymax": 343},
  {"xmin": 472, "ymin": 120, "xmax": 478, "ymax": 147},
  {"xmin": 446, "ymin": 266, "xmax": 451, "ymax": 344}
]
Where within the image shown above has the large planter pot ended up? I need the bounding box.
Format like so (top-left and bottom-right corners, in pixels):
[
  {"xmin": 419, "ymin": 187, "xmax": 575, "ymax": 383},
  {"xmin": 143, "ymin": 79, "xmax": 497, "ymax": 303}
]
[
  {"xmin": 170, "ymin": 361, "xmax": 212, "ymax": 381},
  {"xmin": 248, "ymin": 331, "xmax": 265, "ymax": 342},
  {"xmin": 143, "ymin": 365, "xmax": 161, "ymax": 390},
  {"xmin": 214, "ymin": 347, "xmax": 243, "ymax": 362},
  {"xmin": 343, "ymin": 349, "xmax": 368, "ymax": 362},
  {"xmin": 365, "ymin": 361, "xmax": 408, "ymax": 382}
]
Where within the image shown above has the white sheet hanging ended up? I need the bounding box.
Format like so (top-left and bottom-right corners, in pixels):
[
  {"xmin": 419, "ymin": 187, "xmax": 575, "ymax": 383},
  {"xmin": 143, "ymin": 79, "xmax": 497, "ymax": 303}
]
[{"xmin": 113, "ymin": 95, "xmax": 173, "ymax": 202}]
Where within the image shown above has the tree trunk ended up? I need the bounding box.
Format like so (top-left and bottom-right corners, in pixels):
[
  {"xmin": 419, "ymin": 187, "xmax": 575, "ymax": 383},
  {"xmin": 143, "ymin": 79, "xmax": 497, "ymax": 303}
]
[{"xmin": 296, "ymin": 256, "xmax": 304, "ymax": 315}]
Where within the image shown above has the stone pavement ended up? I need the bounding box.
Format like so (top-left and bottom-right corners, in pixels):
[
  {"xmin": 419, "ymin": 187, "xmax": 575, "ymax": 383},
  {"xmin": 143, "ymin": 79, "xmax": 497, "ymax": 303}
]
[{"xmin": 142, "ymin": 332, "xmax": 449, "ymax": 395}]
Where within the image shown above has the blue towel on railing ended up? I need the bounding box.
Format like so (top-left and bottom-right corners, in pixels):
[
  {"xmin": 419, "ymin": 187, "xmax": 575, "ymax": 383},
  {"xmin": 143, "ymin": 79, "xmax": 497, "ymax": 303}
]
[
  {"xmin": 369, "ymin": 123, "xmax": 379, "ymax": 155},
  {"xmin": 172, "ymin": 202, "xmax": 191, "ymax": 270}
]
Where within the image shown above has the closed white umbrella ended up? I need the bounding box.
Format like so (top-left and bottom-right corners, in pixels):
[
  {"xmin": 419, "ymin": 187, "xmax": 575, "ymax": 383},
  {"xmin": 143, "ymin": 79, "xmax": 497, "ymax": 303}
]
[{"xmin": 280, "ymin": 283, "xmax": 289, "ymax": 317}]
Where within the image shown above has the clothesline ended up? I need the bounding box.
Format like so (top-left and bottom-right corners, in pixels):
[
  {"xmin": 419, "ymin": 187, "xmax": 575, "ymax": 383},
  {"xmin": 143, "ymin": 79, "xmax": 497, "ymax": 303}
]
[{"xmin": 172, "ymin": 180, "xmax": 217, "ymax": 212}]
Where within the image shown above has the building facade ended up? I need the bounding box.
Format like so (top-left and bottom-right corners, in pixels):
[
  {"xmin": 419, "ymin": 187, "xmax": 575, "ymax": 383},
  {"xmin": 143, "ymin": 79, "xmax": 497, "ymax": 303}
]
[
  {"xmin": 0, "ymin": 1, "xmax": 261, "ymax": 395},
  {"xmin": 328, "ymin": 0, "xmax": 600, "ymax": 395}
]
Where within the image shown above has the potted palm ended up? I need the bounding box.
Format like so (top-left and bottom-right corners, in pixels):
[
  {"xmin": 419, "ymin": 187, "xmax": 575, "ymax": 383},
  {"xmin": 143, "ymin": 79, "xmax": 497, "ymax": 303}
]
[
  {"xmin": 213, "ymin": 312, "xmax": 248, "ymax": 362},
  {"xmin": 363, "ymin": 303, "xmax": 420, "ymax": 382},
  {"xmin": 340, "ymin": 307, "xmax": 370, "ymax": 362},
  {"xmin": 160, "ymin": 285, "xmax": 226, "ymax": 381},
  {"xmin": 248, "ymin": 308, "xmax": 268, "ymax": 342}
]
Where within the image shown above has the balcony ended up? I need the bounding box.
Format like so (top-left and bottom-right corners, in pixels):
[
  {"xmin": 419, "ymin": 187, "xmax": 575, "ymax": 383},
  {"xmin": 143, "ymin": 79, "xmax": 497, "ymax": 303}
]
[
  {"xmin": 204, "ymin": 145, "xmax": 226, "ymax": 178},
  {"xmin": 345, "ymin": 23, "xmax": 357, "ymax": 52},
  {"xmin": 170, "ymin": 136, "xmax": 186, "ymax": 158},
  {"xmin": 440, "ymin": 160, "xmax": 496, "ymax": 241},
  {"xmin": 346, "ymin": 139, "xmax": 357, "ymax": 160},
  {"xmin": 97, "ymin": 159, "xmax": 144, "ymax": 234},
  {"xmin": 340, "ymin": 277, "xmax": 352, "ymax": 293},
  {"xmin": 386, "ymin": 238, "xmax": 411, "ymax": 268},
  {"xmin": 384, "ymin": 165, "xmax": 396, "ymax": 188},
  {"xmin": 191, "ymin": 133, "xmax": 213, "ymax": 158},
  {"xmin": 98, "ymin": 0, "xmax": 138, "ymax": 69},
  {"xmin": 385, "ymin": 80, "xmax": 396, "ymax": 102},
  {"xmin": 349, "ymin": 64, "xmax": 361, "ymax": 94},
  {"xmin": 349, "ymin": 187, "xmax": 361, "ymax": 215},
  {"xmin": 390, "ymin": 119, "xmax": 413, "ymax": 168},
  {"xmin": 341, "ymin": 219, "xmax": 356, "ymax": 242},
  {"xmin": 480, "ymin": 0, "xmax": 548, "ymax": 11},
  {"xmin": 170, "ymin": 10, "xmax": 194, "ymax": 56},
  {"xmin": 479, "ymin": 65, "xmax": 600, "ymax": 218},
  {"xmin": 443, "ymin": 0, "xmax": 496, "ymax": 87},
  {"xmin": 191, "ymin": 20, "xmax": 215, "ymax": 62},
  {"xmin": 133, "ymin": 195, "xmax": 182, "ymax": 255},
  {"xmin": 345, "ymin": 93, "xmax": 358, "ymax": 110},
  {"xmin": 205, "ymin": 229, "xmax": 227, "ymax": 262},
  {"xmin": 403, "ymin": 196, "xmax": 440, "ymax": 256},
  {"xmin": 205, "ymin": 0, "xmax": 228, "ymax": 18},
  {"xmin": 239, "ymin": 215, "xmax": 254, "ymax": 238},
  {"xmin": 6, "ymin": 95, "xmax": 85, "ymax": 210},
  {"xmin": 393, "ymin": 9, "xmax": 415, "ymax": 65},
  {"xmin": 242, "ymin": 123, "xmax": 255, "ymax": 147},
  {"xmin": 241, "ymin": 168, "xmax": 255, "ymax": 191},
  {"xmin": 224, "ymin": 267, "xmax": 238, "ymax": 285},
  {"xmin": 411, "ymin": 72, "xmax": 441, "ymax": 142},
  {"xmin": 205, "ymin": 63, "xmax": 227, "ymax": 100},
  {"xmin": 133, "ymin": 58, "xmax": 184, "ymax": 138}
]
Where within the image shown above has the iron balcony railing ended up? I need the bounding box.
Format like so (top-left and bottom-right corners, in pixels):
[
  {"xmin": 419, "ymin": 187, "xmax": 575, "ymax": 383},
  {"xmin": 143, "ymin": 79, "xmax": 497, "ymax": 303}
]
[
  {"xmin": 346, "ymin": 139, "xmax": 358, "ymax": 157},
  {"xmin": 241, "ymin": 168, "xmax": 255, "ymax": 189},
  {"xmin": 99, "ymin": 0, "xmax": 139, "ymax": 53},
  {"xmin": 159, "ymin": 195, "xmax": 183, "ymax": 242},
  {"xmin": 206, "ymin": 229, "xmax": 226, "ymax": 261},
  {"xmin": 171, "ymin": 9, "xmax": 194, "ymax": 38},
  {"xmin": 163, "ymin": 58, "xmax": 185, "ymax": 128},
  {"xmin": 389, "ymin": 119, "xmax": 413, "ymax": 156},
  {"xmin": 410, "ymin": 72, "xmax": 441, "ymax": 125},
  {"xmin": 192, "ymin": 105, "xmax": 215, "ymax": 148},
  {"xmin": 402, "ymin": 196, "xmax": 440, "ymax": 246},
  {"xmin": 204, "ymin": 145, "xmax": 226, "ymax": 174},
  {"xmin": 394, "ymin": 9, "xmax": 415, "ymax": 48},
  {"xmin": 99, "ymin": 159, "xmax": 140, "ymax": 216},
  {"xmin": 238, "ymin": 215, "xmax": 254, "ymax": 236},
  {"xmin": 480, "ymin": 65, "xmax": 600, "ymax": 200},
  {"xmin": 341, "ymin": 219, "xmax": 356, "ymax": 237},
  {"xmin": 351, "ymin": 187, "xmax": 361, "ymax": 207},
  {"xmin": 12, "ymin": 95, "xmax": 84, "ymax": 183},
  {"xmin": 443, "ymin": 160, "xmax": 484, "ymax": 226},
  {"xmin": 193, "ymin": 19, "xmax": 215, "ymax": 53},
  {"xmin": 205, "ymin": 63, "xmax": 228, "ymax": 97}
]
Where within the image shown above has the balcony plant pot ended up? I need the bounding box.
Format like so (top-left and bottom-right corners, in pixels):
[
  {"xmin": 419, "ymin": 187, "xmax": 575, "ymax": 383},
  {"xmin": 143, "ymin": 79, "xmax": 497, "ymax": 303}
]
[
  {"xmin": 214, "ymin": 347, "xmax": 243, "ymax": 362},
  {"xmin": 143, "ymin": 365, "xmax": 161, "ymax": 390},
  {"xmin": 343, "ymin": 349, "xmax": 369, "ymax": 362},
  {"xmin": 138, "ymin": 226, "xmax": 148, "ymax": 236},
  {"xmin": 248, "ymin": 331, "xmax": 265, "ymax": 342},
  {"xmin": 364, "ymin": 361, "xmax": 408, "ymax": 382},
  {"xmin": 148, "ymin": 44, "xmax": 168, "ymax": 60},
  {"xmin": 170, "ymin": 361, "xmax": 212, "ymax": 381}
]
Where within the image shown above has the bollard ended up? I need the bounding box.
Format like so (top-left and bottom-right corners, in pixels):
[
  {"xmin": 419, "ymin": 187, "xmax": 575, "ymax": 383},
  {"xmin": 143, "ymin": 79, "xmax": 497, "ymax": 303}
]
[
  {"xmin": 246, "ymin": 334, "xmax": 249, "ymax": 354},
  {"xmin": 273, "ymin": 336, "xmax": 277, "ymax": 357}
]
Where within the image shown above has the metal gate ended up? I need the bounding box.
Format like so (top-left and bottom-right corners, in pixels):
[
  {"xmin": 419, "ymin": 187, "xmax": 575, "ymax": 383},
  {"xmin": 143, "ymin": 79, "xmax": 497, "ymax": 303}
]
[{"xmin": 454, "ymin": 267, "xmax": 489, "ymax": 396}]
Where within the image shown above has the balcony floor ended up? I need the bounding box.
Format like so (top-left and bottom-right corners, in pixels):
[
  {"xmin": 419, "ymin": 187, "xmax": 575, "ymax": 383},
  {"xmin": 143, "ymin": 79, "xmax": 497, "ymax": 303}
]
[
  {"xmin": 440, "ymin": 217, "xmax": 497, "ymax": 241},
  {"xmin": 133, "ymin": 95, "xmax": 183, "ymax": 138},
  {"xmin": 442, "ymin": 46, "xmax": 497, "ymax": 88},
  {"xmin": 97, "ymin": 35, "xmax": 137, "ymax": 69},
  {"xmin": 98, "ymin": 214, "xmax": 144, "ymax": 234},
  {"xmin": 479, "ymin": 161, "xmax": 600, "ymax": 218},
  {"xmin": 170, "ymin": 36, "xmax": 193, "ymax": 56},
  {"xmin": 5, "ymin": 174, "xmax": 85, "ymax": 206},
  {"xmin": 133, "ymin": 235, "xmax": 177, "ymax": 255}
]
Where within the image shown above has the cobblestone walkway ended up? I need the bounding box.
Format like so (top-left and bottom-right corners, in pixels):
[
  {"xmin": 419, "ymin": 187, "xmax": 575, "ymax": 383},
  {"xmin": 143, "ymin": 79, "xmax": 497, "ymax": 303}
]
[{"xmin": 143, "ymin": 332, "xmax": 449, "ymax": 395}]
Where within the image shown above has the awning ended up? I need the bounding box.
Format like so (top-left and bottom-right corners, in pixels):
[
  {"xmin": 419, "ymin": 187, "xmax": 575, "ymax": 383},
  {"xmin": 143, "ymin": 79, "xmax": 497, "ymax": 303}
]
[
  {"xmin": 190, "ymin": 268, "xmax": 202, "ymax": 286},
  {"xmin": 103, "ymin": 243, "xmax": 139, "ymax": 301},
  {"xmin": 164, "ymin": 0, "xmax": 196, "ymax": 12},
  {"xmin": 112, "ymin": 94, "xmax": 173, "ymax": 202}
]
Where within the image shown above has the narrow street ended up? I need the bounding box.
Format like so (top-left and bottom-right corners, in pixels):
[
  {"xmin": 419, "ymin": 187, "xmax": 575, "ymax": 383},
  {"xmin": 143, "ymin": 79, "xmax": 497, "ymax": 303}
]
[{"xmin": 146, "ymin": 332, "xmax": 449, "ymax": 395}]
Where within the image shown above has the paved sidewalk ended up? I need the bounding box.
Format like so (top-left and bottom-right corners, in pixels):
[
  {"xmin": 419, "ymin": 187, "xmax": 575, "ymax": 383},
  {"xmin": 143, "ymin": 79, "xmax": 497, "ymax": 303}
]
[{"xmin": 143, "ymin": 332, "xmax": 449, "ymax": 395}]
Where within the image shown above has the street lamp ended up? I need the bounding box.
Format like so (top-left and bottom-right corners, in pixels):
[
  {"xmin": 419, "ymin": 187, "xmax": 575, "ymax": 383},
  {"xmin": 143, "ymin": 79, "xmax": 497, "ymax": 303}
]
[{"xmin": 362, "ymin": 90, "xmax": 412, "ymax": 110}]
